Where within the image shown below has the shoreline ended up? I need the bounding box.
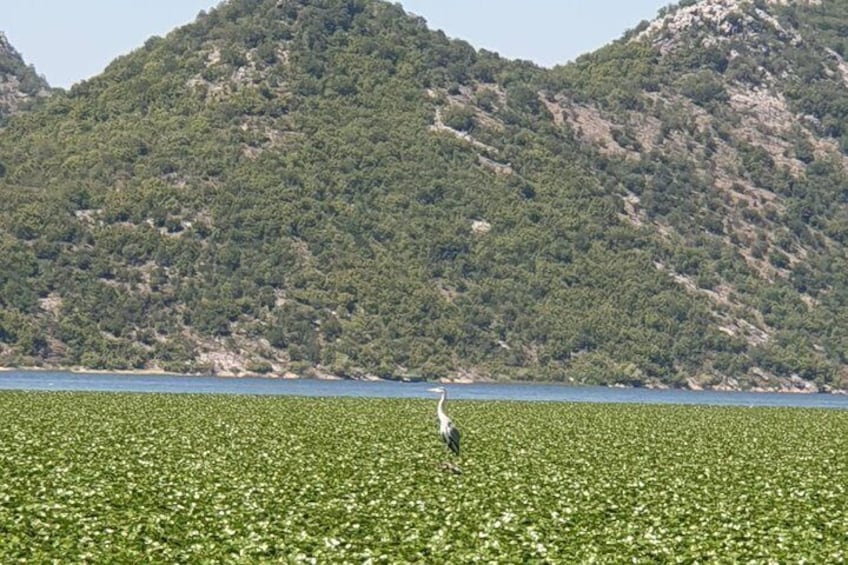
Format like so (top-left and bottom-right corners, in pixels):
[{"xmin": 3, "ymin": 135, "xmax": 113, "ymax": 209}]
[
  {"xmin": 0, "ymin": 366, "xmax": 364, "ymax": 381},
  {"xmin": 0, "ymin": 366, "xmax": 846, "ymax": 394},
  {"xmin": 0, "ymin": 366, "xmax": 187, "ymax": 377}
]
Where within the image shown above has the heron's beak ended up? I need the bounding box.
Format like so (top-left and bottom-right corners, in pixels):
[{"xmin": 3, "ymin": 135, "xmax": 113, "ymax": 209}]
[{"xmin": 426, "ymin": 388, "xmax": 441, "ymax": 393}]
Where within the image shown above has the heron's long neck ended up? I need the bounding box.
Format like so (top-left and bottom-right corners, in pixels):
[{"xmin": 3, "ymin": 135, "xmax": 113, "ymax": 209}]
[{"xmin": 437, "ymin": 391, "xmax": 448, "ymax": 421}]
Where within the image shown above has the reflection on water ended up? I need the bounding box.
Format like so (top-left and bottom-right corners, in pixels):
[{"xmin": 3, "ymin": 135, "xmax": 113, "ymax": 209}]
[{"xmin": 1, "ymin": 370, "xmax": 847, "ymax": 409}]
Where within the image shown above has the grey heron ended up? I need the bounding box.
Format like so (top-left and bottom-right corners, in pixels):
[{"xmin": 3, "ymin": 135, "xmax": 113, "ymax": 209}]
[{"xmin": 427, "ymin": 386, "xmax": 460, "ymax": 456}]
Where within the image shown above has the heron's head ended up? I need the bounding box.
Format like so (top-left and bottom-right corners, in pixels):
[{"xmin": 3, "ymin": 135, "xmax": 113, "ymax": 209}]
[{"xmin": 427, "ymin": 386, "xmax": 446, "ymax": 394}]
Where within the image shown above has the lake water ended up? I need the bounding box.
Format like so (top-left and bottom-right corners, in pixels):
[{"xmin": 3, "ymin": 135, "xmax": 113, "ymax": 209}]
[{"xmin": 2, "ymin": 370, "xmax": 848, "ymax": 409}]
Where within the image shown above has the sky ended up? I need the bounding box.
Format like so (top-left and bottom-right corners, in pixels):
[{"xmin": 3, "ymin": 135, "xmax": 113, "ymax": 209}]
[{"xmin": 1, "ymin": 0, "xmax": 671, "ymax": 89}]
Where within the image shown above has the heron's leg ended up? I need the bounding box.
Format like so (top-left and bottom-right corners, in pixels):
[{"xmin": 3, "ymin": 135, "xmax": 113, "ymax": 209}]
[{"xmin": 438, "ymin": 461, "xmax": 462, "ymax": 474}]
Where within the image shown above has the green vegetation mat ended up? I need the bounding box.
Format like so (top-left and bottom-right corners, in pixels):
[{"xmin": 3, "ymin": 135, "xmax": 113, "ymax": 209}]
[{"xmin": 1, "ymin": 392, "xmax": 846, "ymax": 561}]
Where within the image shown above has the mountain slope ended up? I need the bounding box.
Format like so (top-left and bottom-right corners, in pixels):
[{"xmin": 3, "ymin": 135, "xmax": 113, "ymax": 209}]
[
  {"xmin": 0, "ymin": 0, "xmax": 847, "ymax": 390},
  {"xmin": 547, "ymin": 0, "xmax": 848, "ymax": 390},
  {"xmin": 0, "ymin": 32, "xmax": 49, "ymax": 121}
]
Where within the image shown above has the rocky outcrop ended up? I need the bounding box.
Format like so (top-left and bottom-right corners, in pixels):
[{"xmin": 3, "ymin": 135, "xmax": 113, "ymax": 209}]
[{"xmin": 0, "ymin": 32, "xmax": 49, "ymax": 120}]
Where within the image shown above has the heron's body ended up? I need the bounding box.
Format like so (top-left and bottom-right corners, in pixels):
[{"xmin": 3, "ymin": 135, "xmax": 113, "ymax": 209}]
[{"xmin": 429, "ymin": 387, "xmax": 460, "ymax": 456}]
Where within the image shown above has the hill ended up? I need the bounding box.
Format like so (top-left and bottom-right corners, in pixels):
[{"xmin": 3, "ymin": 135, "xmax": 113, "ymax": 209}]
[
  {"xmin": 1, "ymin": 0, "xmax": 847, "ymax": 391},
  {"xmin": 0, "ymin": 32, "xmax": 49, "ymax": 121}
]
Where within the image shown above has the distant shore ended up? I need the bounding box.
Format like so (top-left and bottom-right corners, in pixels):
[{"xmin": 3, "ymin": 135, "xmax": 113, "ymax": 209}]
[
  {"xmin": 0, "ymin": 366, "xmax": 364, "ymax": 381},
  {"xmin": 0, "ymin": 366, "xmax": 480, "ymax": 383},
  {"xmin": 0, "ymin": 366, "xmax": 186, "ymax": 377},
  {"xmin": 0, "ymin": 366, "xmax": 845, "ymax": 393}
]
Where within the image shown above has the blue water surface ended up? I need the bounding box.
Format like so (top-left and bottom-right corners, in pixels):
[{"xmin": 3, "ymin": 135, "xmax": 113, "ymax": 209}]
[{"xmin": 2, "ymin": 370, "xmax": 848, "ymax": 409}]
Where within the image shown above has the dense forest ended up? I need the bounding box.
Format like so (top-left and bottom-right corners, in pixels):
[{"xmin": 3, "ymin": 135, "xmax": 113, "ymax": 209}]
[{"xmin": 1, "ymin": 0, "xmax": 848, "ymax": 390}]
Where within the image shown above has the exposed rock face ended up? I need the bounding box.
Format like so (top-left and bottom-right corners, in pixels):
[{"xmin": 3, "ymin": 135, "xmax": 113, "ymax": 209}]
[
  {"xmin": 0, "ymin": 32, "xmax": 49, "ymax": 120},
  {"xmin": 637, "ymin": 0, "xmax": 806, "ymax": 52}
]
